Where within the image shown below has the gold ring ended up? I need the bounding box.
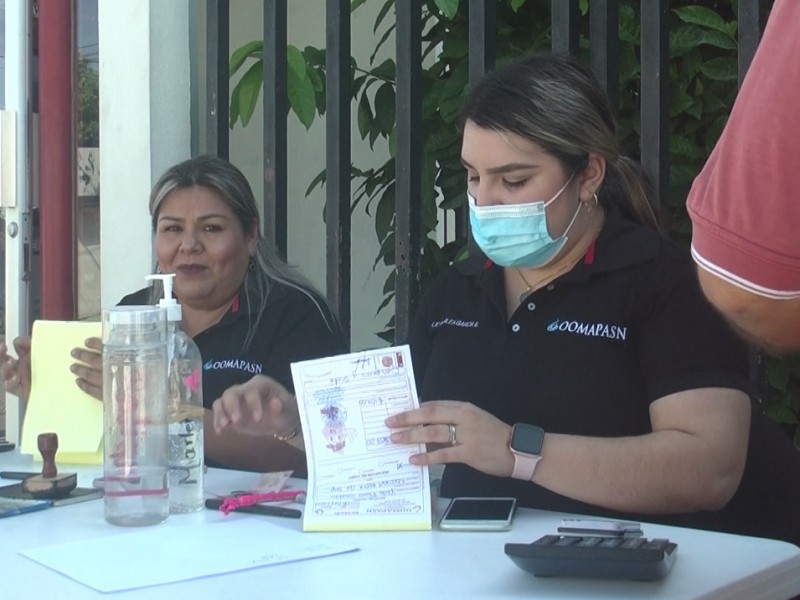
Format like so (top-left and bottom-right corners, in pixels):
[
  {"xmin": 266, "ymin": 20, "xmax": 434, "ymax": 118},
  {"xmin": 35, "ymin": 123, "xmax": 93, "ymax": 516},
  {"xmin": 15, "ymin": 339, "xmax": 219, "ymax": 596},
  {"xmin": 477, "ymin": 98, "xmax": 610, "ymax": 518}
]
[{"xmin": 447, "ymin": 424, "xmax": 457, "ymax": 446}]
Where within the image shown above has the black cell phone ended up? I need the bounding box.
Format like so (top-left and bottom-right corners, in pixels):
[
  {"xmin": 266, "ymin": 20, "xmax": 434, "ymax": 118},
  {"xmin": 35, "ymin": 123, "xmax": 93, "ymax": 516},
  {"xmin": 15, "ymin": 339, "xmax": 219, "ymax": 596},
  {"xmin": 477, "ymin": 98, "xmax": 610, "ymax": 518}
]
[
  {"xmin": 439, "ymin": 497, "xmax": 517, "ymax": 531},
  {"xmin": 0, "ymin": 441, "xmax": 16, "ymax": 453}
]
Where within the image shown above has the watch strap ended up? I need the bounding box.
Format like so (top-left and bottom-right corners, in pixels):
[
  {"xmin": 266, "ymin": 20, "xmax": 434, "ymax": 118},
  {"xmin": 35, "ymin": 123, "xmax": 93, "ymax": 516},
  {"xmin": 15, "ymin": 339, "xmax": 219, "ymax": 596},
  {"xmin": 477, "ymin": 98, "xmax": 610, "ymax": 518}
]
[{"xmin": 511, "ymin": 453, "xmax": 542, "ymax": 481}]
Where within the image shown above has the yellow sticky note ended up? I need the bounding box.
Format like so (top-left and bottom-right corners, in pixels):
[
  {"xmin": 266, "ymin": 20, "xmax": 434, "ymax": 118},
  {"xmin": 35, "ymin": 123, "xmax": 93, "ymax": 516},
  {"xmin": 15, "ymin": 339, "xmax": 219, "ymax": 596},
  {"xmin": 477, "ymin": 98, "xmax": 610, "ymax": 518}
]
[{"xmin": 20, "ymin": 320, "xmax": 103, "ymax": 464}]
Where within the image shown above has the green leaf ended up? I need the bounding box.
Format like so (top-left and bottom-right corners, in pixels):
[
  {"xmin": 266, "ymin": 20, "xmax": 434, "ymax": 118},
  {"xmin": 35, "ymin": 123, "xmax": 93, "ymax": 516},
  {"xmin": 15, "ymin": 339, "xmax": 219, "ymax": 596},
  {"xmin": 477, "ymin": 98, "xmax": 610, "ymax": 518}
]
[
  {"xmin": 671, "ymin": 25, "xmax": 708, "ymax": 57},
  {"xmin": 382, "ymin": 269, "xmax": 396, "ymax": 295},
  {"xmin": 670, "ymin": 85, "xmax": 696, "ymax": 118},
  {"xmin": 439, "ymin": 59, "xmax": 468, "ymax": 101},
  {"xmin": 700, "ymin": 57, "xmax": 738, "ymax": 81},
  {"xmin": 302, "ymin": 45, "xmax": 327, "ymax": 68},
  {"xmin": 434, "ymin": 0, "xmax": 459, "ymax": 20},
  {"xmin": 305, "ymin": 169, "xmax": 327, "ymax": 196},
  {"xmin": 767, "ymin": 403, "xmax": 799, "ymax": 425},
  {"xmin": 351, "ymin": 0, "xmax": 367, "ymax": 11},
  {"xmin": 374, "ymin": 184, "xmax": 396, "ymax": 242},
  {"xmin": 287, "ymin": 51, "xmax": 317, "ymax": 129},
  {"xmin": 229, "ymin": 83, "xmax": 241, "ymax": 128},
  {"xmin": 370, "ymin": 58, "xmax": 396, "ymax": 81},
  {"xmin": 229, "ymin": 40, "xmax": 263, "ymax": 76},
  {"xmin": 388, "ymin": 126, "xmax": 397, "ymax": 158},
  {"xmin": 440, "ymin": 190, "xmax": 466, "ymax": 210},
  {"xmin": 373, "ymin": 0, "xmax": 394, "ymax": 34},
  {"xmin": 674, "ymin": 6, "xmax": 729, "ymax": 35},
  {"xmin": 373, "ymin": 82, "xmax": 396, "ymax": 136},
  {"xmin": 768, "ymin": 357, "xmax": 792, "ymax": 391},
  {"xmin": 286, "ymin": 45, "xmax": 306, "ymax": 79},
  {"xmin": 699, "ymin": 30, "xmax": 736, "ymax": 51},
  {"xmin": 357, "ymin": 93, "xmax": 373, "ymax": 140},
  {"xmin": 236, "ymin": 62, "xmax": 264, "ymax": 128},
  {"xmin": 510, "ymin": 0, "xmax": 526, "ymax": 11},
  {"xmin": 441, "ymin": 35, "xmax": 468, "ymax": 59}
]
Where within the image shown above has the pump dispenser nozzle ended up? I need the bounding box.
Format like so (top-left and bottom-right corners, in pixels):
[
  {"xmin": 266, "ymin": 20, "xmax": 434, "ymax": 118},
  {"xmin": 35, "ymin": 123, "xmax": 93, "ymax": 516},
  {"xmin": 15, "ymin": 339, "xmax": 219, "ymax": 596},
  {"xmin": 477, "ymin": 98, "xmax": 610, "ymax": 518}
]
[{"xmin": 145, "ymin": 273, "xmax": 182, "ymax": 322}]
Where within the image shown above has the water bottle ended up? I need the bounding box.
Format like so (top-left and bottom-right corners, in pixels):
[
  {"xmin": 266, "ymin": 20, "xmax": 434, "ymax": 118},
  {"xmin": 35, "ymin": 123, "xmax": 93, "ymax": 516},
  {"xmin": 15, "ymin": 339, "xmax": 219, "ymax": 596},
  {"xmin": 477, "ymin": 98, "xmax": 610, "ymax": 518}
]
[
  {"xmin": 146, "ymin": 274, "xmax": 205, "ymax": 513},
  {"xmin": 102, "ymin": 306, "xmax": 169, "ymax": 526}
]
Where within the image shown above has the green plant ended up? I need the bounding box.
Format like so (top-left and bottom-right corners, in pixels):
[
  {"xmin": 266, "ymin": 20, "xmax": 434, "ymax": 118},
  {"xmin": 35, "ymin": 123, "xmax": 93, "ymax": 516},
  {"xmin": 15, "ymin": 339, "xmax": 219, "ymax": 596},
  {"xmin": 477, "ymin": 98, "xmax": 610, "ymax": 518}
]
[{"xmin": 229, "ymin": 0, "xmax": 800, "ymax": 445}]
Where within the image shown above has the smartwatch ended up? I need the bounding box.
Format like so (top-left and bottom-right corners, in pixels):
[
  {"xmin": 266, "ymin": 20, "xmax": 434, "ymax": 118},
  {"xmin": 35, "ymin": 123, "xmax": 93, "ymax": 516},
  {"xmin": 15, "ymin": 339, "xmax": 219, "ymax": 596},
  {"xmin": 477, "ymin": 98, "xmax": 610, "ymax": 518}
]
[{"xmin": 509, "ymin": 423, "xmax": 545, "ymax": 481}]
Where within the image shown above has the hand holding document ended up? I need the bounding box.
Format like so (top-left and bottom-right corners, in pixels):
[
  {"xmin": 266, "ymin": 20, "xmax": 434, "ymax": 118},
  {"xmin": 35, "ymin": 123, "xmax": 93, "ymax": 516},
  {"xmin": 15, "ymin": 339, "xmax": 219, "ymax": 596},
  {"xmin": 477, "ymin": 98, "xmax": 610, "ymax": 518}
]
[
  {"xmin": 20, "ymin": 321, "xmax": 103, "ymax": 464},
  {"xmin": 291, "ymin": 345, "xmax": 432, "ymax": 531}
]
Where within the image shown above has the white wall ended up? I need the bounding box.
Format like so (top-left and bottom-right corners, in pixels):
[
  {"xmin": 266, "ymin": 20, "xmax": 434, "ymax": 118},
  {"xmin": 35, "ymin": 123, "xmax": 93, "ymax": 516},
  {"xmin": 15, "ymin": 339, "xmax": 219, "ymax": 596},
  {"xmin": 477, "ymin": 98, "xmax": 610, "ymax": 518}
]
[
  {"xmin": 227, "ymin": 2, "xmax": 392, "ymax": 351},
  {"xmin": 98, "ymin": 0, "xmax": 191, "ymax": 308}
]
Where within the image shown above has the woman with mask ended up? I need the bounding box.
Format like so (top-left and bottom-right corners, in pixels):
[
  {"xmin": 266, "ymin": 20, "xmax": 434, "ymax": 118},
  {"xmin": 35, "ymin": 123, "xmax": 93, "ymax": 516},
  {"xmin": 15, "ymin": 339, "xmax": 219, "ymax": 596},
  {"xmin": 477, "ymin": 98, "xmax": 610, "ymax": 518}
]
[{"xmin": 386, "ymin": 53, "xmax": 753, "ymax": 530}]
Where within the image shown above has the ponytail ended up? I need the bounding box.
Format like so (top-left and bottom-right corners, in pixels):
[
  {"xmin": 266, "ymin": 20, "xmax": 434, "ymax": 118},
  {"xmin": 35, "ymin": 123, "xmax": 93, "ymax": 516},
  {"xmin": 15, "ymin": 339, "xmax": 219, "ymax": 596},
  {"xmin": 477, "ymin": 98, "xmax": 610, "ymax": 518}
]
[{"xmin": 600, "ymin": 156, "xmax": 662, "ymax": 231}]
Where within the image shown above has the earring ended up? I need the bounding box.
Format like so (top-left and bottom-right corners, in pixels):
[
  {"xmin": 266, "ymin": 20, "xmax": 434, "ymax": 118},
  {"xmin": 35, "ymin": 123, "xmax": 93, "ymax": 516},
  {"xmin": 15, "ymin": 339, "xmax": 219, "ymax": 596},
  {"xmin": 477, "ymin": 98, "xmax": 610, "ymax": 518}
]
[
  {"xmin": 249, "ymin": 256, "xmax": 256, "ymax": 272},
  {"xmin": 156, "ymin": 264, "xmax": 162, "ymax": 274},
  {"xmin": 587, "ymin": 193, "xmax": 599, "ymax": 215}
]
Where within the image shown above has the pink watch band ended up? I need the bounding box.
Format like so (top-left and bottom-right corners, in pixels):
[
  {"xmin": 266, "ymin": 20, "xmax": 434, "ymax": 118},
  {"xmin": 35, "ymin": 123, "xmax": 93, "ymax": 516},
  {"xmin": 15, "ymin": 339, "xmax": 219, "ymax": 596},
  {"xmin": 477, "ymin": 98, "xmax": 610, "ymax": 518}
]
[{"xmin": 511, "ymin": 453, "xmax": 542, "ymax": 481}]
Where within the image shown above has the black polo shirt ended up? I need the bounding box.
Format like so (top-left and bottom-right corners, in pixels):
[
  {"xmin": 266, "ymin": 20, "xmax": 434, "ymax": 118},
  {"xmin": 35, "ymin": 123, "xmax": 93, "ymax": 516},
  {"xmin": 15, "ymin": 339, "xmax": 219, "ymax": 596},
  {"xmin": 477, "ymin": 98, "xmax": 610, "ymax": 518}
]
[
  {"xmin": 410, "ymin": 205, "xmax": 750, "ymax": 530},
  {"xmin": 120, "ymin": 283, "xmax": 347, "ymax": 408}
]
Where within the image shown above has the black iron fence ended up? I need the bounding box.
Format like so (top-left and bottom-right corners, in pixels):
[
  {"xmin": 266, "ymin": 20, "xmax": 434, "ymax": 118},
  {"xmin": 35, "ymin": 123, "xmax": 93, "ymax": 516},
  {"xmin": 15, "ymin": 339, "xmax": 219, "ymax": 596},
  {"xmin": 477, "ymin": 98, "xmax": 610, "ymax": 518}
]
[{"xmin": 204, "ymin": 0, "xmax": 768, "ymax": 348}]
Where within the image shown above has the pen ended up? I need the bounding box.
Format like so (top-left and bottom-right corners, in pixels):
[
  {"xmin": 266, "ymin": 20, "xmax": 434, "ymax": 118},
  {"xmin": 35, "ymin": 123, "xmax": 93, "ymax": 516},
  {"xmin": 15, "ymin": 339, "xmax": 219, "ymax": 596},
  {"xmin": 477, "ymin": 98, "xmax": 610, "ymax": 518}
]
[
  {"xmin": 205, "ymin": 498, "xmax": 302, "ymax": 519},
  {"xmin": 0, "ymin": 471, "xmax": 39, "ymax": 480}
]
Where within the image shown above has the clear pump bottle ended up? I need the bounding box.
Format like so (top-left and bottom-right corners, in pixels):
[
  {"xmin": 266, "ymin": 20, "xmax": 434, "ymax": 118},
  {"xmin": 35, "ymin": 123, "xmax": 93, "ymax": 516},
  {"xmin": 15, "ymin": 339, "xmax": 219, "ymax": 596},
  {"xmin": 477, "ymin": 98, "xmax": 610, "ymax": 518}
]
[{"xmin": 146, "ymin": 274, "xmax": 205, "ymax": 513}]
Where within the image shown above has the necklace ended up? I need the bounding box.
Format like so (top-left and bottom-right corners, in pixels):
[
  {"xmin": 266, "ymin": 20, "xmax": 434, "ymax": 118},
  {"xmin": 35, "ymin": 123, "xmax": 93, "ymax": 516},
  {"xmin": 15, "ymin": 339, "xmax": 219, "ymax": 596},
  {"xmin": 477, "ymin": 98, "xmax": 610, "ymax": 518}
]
[
  {"xmin": 515, "ymin": 212, "xmax": 606, "ymax": 303},
  {"xmin": 516, "ymin": 258, "xmax": 578, "ymax": 303}
]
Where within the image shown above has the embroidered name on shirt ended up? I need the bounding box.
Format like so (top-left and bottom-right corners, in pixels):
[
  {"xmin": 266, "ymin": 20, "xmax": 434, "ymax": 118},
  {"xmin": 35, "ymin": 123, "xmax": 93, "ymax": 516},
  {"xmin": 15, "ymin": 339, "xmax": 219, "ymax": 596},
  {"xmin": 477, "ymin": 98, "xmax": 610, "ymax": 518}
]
[
  {"xmin": 430, "ymin": 318, "xmax": 479, "ymax": 329},
  {"xmin": 203, "ymin": 358, "xmax": 264, "ymax": 374},
  {"xmin": 547, "ymin": 319, "xmax": 628, "ymax": 340}
]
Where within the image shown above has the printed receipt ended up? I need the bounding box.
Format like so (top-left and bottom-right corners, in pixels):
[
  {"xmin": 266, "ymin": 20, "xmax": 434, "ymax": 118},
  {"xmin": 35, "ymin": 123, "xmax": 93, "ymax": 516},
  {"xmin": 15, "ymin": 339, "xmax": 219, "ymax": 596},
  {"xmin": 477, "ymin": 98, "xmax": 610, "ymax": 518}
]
[{"xmin": 291, "ymin": 345, "xmax": 432, "ymax": 531}]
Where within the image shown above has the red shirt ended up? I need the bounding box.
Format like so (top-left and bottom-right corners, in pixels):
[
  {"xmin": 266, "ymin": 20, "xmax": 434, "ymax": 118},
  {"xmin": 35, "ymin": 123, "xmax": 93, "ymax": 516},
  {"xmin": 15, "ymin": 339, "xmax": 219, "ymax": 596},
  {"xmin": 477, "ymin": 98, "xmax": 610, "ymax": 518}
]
[{"xmin": 687, "ymin": 0, "xmax": 800, "ymax": 298}]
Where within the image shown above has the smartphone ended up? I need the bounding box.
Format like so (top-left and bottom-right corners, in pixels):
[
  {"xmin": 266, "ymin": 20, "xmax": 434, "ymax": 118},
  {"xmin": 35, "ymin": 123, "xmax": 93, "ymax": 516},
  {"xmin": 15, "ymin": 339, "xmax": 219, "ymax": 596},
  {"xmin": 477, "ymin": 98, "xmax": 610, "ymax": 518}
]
[
  {"xmin": 558, "ymin": 518, "xmax": 642, "ymax": 538},
  {"xmin": 439, "ymin": 497, "xmax": 517, "ymax": 531}
]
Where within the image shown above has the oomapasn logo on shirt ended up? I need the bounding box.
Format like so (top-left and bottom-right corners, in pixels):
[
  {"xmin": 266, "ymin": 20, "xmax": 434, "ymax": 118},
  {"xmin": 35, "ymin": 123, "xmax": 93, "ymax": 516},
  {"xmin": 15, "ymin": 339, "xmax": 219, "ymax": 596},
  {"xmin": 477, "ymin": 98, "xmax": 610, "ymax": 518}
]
[
  {"xmin": 546, "ymin": 319, "xmax": 628, "ymax": 340},
  {"xmin": 203, "ymin": 358, "xmax": 264, "ymax": 374}
]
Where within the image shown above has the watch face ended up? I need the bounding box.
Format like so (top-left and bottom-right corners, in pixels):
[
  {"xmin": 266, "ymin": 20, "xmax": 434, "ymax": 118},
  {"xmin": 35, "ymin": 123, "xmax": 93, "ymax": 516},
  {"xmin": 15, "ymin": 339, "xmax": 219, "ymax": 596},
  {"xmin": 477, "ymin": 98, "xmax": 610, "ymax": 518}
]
[{"xmin": 511, "ymin": 424, "xmax": 545, "ymax": 455}]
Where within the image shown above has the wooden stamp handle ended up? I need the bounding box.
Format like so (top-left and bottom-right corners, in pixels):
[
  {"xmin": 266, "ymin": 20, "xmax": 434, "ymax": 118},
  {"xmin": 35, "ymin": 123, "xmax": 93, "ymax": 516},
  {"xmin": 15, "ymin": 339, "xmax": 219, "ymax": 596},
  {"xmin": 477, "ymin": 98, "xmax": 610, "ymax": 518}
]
[{"xmin": 38, "ymin": 433, "xmax": 59, "ymax": 479}]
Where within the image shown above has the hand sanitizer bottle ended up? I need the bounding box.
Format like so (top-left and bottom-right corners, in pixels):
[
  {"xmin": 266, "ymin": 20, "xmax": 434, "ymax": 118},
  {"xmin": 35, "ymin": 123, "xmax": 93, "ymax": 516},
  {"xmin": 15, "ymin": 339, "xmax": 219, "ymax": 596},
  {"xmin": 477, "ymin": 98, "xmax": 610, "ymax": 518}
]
[{"xmin": 146, "ymin": 273, "xmax": 205, "ymax": 513}]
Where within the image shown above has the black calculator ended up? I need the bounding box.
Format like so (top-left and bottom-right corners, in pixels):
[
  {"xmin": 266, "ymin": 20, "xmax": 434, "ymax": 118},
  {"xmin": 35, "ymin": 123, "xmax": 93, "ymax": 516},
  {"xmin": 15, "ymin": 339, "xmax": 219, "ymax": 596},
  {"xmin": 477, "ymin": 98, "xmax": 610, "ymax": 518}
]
[{"xmin": 505, "ymin": 534, "xmax": 678, "ymax": 581}]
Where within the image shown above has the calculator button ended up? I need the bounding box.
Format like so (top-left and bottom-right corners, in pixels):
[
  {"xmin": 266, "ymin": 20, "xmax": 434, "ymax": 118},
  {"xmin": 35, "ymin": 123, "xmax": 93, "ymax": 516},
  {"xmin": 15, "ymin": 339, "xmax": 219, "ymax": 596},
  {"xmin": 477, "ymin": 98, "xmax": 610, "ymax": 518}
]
[
  {"xmin": 554, "ymin": 536, "xmax": 581, "ymax": 546},
  {"xmin": 533, "ymin": 535, "xmax": 561, "ymax": 546},
  {"xmin": 598, "ymin": 537, "xmax": 624, "ymax": 547},
  {"xmin": 576, "ymin": 537, "xmax": 603, "ymax": 547},
  {"xmin": 642, "ymin": 539, "xmax": 670, "ymax": 550}
]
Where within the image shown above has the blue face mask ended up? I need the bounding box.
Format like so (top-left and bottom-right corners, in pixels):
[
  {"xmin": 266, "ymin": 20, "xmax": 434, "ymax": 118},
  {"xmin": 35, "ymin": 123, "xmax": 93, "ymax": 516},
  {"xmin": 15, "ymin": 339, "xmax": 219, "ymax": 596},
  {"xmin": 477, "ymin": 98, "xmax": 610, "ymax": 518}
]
[{"xmin": 468, "ymin": 175, "xmax": 581, "ymax": 268}]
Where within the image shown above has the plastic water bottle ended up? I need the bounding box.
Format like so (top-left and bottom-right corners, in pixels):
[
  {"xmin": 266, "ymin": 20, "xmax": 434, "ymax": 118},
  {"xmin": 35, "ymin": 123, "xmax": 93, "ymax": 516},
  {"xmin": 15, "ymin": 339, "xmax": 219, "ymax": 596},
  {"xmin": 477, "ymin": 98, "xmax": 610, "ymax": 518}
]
[
  {"xmin": 146, "ymin": 274, "xmax": 205, "ymax": 513},
  {"xmin": 102, "ymin": 306, "xmax": 169, "ymax": 526}
]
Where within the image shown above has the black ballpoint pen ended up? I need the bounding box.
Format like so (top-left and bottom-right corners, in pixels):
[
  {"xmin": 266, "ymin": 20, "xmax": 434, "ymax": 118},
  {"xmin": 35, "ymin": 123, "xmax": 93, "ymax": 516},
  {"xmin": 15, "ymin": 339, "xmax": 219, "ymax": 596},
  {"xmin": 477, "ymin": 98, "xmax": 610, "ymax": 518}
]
[
  {"xmin": 0, "ymin": 471, "xmax": 39, "ymax": 480},
  {"xmin": 205, "ymin": 498, "xmax": 302, "ymax": 519}
]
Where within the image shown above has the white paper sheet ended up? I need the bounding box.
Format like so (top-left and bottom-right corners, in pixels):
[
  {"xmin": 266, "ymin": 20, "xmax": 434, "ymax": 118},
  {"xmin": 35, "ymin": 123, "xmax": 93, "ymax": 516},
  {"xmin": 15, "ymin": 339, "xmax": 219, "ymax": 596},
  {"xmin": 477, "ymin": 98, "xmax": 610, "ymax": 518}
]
[
  {"xmin": 19, "ymin": 520, "xmax": 358, "ymax": 593},
  {"xmin": 292, "ymin": 345, "xmax": 432, "ymax": 531}
]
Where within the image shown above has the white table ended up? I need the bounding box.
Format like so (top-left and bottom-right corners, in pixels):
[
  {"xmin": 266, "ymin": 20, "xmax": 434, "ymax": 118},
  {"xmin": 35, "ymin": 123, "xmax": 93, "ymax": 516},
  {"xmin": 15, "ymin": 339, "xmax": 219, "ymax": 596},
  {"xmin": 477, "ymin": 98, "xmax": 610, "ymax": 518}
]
[{"xmin": 2, "ymin": 451, "xmax": 800, "ymax": 600}]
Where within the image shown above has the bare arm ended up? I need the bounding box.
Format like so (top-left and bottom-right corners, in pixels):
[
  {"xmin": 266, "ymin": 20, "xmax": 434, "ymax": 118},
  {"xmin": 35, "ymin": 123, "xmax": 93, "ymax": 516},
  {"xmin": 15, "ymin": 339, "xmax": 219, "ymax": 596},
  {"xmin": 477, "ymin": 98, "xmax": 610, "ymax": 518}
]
[
  {"xmin": 532, "ymin": 388, "xmax": 750, "ymax": 513},
  {"xmin": 387, "ymin": 387, "xmax": 750, "ymax": 515},
  {"xmin": 203, "ymin": 408, "xmax": 307, "ymax": 475},
  {"xmin": 210, "ymin": 374, "xmax": 307, "ymax": 474}
]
